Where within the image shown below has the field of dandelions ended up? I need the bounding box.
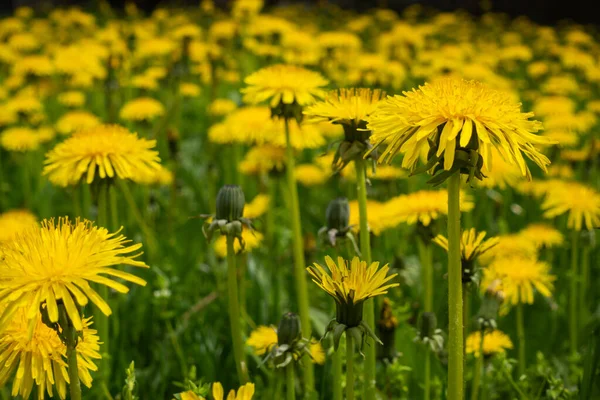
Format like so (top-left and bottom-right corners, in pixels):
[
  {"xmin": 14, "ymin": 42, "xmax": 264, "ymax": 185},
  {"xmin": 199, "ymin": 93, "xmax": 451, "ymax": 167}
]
[{"xmin": 0, "ymin": 1, "xmax": 599, "ymax": 400}]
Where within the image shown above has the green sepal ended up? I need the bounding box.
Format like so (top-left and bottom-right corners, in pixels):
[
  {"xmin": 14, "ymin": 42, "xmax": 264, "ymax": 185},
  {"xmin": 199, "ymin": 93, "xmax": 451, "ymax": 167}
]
[
  {"xmin": 360, "ymin": 320, "xmax": 383, "ymax": 346},
  {"xmin": 347, "ymin": 326, "xmax": 365, "ymax": 357},
  {"xmin": 332, "ymin": 322, "xmax": 348, "ymax": 352}
]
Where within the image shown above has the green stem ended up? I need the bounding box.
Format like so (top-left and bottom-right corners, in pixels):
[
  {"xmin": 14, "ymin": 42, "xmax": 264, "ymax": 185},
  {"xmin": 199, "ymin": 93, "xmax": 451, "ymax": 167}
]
[
  {"xmin": 569, "ymin": 230, "xmax": 579, "ymax": 355},
  {"xmin": 286, "ymin": 364, "xmax": 296, "ymax": 400},
  {"xmin": 447, "ymin": 172, "xmax": 464, "ymax": 400},
  {"xmin": 354, "ymin": 159, "xmax": 376, "ymax": 400},
  {"xmin": 73, "ymin": 187, "xmax": 82, "ymax": 218},
  {"xmin": 96, "ymin": 181, "xmax": 110, "ymax": 385},
  {"xmin": 425, "ymin": 348, "xmax": 431, "ymax": 400},
  {"xmin": 109, "ymin": 184, "xmax": 119, "ymax": 231},
  {"xmin": 346, "ymin": 333, "xmax": 355, "ymax": 400},
  {"xmin": 226, "ymin": 235, "xmax": 249, "ymax": 384},
  {"xmin": 516, "ymin": 303, "xmax": 526, "ymax": 376},
  {"xmin": 417, "ymin": 238, "xmax": 433, "ymax": 312},
  {"xmin": 332, "ymin": 345, "xmax": 343, "ymax": 400},
  {"xmin": 66, "ymin": 323, "xmax": 82, "ymax": 400},
  {"xmin": 283, "ymin": 118, "xmax": 314, "ymax": 391},
  {"xmin": 580, "ymin": 245, "xmax": 591, "ymax": 326},
  {"xmin": 472, "ymin": 331, "xmax": 484, "ymax": 400},
  {"xmin": 21, "ymin": 153, "xmax": 31, "ymax": 207}
]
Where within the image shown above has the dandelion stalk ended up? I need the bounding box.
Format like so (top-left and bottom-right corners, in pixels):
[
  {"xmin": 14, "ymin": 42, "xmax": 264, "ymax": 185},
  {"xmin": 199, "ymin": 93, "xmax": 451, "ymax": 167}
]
[
  {"xmin": 346, "ymin": 334, "xmax": 355, "ymax": 400},
  {"xmin": 286, "ymin": 364, "xmax": 296, "ymax": 400},
  {"xmin": 569, "ymin": 230, "xmax": 579, "ymax": 355},
  {"xmin": 283, "ymin": 118, "xmax": 314, "ymax": 390},
  {"xmin": 580, "ymin": 245, "xmax": 591, "ymax": 326},
  {"xmin": 226, "ymin": 235, "xmax": 249, "ymax": 384},
  {"xmin": 354, "ymin": 158, "xmax": 376, "ymax": 399},
  {"xmin": 417, "ymin": 237, "xmax": 433, "ymax": 400},
  {"xmin": 516, "ymin": 303, "xmax": 526, "ymax": 375},
  {"xmin": 58, "ymin": 304, "xmax": 82, "ymax": 400},
  {"xmin": 95, "ymin": 181, "xmax": 110, "ymax": 385},
  {"xmin": 332, "ymin": 345, "xmax": 343, "ymax": 400},
  {"xmin": 471, "ymin": 330, "xmax": 485, "ymax": 400},
  {"xmin": 447, "ymin": 172, "xmax": 464, "ymax": 400}
]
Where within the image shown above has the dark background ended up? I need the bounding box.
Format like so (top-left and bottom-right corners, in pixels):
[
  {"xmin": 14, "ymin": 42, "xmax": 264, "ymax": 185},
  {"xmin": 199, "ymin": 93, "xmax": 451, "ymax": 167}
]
[{"xmin": 4, "ymin": 0, "xmax": 599, "ymax": 26}]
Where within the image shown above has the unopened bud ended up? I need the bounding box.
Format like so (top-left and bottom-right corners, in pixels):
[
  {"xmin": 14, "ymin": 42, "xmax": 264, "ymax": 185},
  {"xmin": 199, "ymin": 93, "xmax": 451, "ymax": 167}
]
[
  {"xmin": 277, "ymin": 312, "xmax": 302, "ymax": 346},
  {"xmin": 216, "ymin": 185, "xmax": 245, "ymax": 221},
  {"xmin": 326, "ymin": 197, "xmax": 350, "ymax": 232}
]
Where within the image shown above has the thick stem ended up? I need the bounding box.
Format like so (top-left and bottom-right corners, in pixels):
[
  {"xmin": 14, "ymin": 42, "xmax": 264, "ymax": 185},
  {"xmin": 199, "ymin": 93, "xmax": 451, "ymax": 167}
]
[
  {"xmin": 355, "ymin": 159, "xmax": 376, "ymax": 400},
  {"xmin": 96, "ymin": 182, "xmax": 110, "ymax": 385},
  {"xmin": 332, "ymin": 345, "xmax": 343, "ymax": 400},
  {"xmin": 447, "ymin": 173, "xmax": 464, "ymax": 400},
  {"xmin": 109, "ymin": 184, "xmax": 119, "ymax": 231},
  {"xmin": 66, "ymin": 325, "xmax": 82, "ymax": 400},
  {"xmin": 286, "ymin": 364, "xmax": 296, "ymax": 400},
  {"xmin": 346, "ymin": 333, "xmax": 355, "ymax": 400},
  {"xmin": 226, "ymin": 235, "xmax": 249, "ymax": 384},
  {"xmin": 570, "ymin": 230, "xmax": 579, "ymax": 355},
  {"xmin": 424, "ymin": 348, "xmax": 431, "ymax": 400},
  {"xmin": 283, "ymin": 118, "xmax": 314, "ymax": 391},
  {"xmin": 516, "ymin": 303, "xmax": 526, "ymax": 376}
]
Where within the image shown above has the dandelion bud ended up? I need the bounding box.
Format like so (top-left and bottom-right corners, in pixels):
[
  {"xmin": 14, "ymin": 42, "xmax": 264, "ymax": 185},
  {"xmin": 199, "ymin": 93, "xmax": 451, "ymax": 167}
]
[
  {"xmin": 277, "ymin": 312, "xmax": 302, "ymax": 346},
  {"xmin": 418, "ymin": 312, "xmax": 437, "ymax": 340},
  {"xmin": 377, "ymin": 298, "xmax": 399, "ymax": 361},
  {"xmin": 476, "ymin": 282, "xmax": 504, "ymax": 330},
  {"xmin": 216, "ymin": 185, "xmax": 245, "ymax": 222},
  {"xmin": 326, "ymin": 197, "xmax": 350, "ymax": 232}
]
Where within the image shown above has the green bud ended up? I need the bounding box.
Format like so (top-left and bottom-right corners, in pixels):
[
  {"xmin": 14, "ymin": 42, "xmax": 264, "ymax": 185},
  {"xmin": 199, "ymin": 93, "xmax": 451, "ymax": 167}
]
[
  {"xmin": 326, "ymin": 197, "xmax": 350, "ymax": 232},
  {"xmin": 277, "ymin": 312, "xmax": 302, "ymax": 346},
  {"xmin": 215, "ymin": 185, "xmax": 245, "ymax": 221},
  {"xmin": 418, "ymin": 312, "xmax": 437, "ymax": 339}
]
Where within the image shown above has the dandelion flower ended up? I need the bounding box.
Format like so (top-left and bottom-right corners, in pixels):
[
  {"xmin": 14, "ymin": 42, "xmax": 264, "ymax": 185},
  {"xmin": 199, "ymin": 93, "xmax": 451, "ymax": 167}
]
[
  {"xmin": 0, "ymin": 209, "xmax": 37, "ymax": 242},
  {"xmin": 238, "ymin": 145, "xmax": 286, "ymax": 176},
  {"xmin": 43, "ymin": 124, "xmax": 162, "ymax": 187},
  {"xmin": 0, "ymin": 305, "xmax": 101, "ymax": 400},
  {"xmin": 304, "ymin": 88, "xmax": 385, "ymax": 125},
  {"xmin": 310, "ymin": 341, "xmax": 326, "ymax": 365},
  {"xmin": 481, "ymin": 257, "xmax": 555, "ymax": 306},
  {"xmin": 433, "ymin": 228, "xmax": 499, "ymax": 263},
  {"xmin": 519, "ymin": 223, "xmax": 564, "ymax": 249},
  {"xmin": 479, "ymin": 234, "xmax": 538, "ymax": 265},
  {"xmin": 119, "ymin": 97, "xmax": 165, "ymax": 122},
  {"xmin": 366, "ymin": 77, "xmax": 551, "ymax": 180},
  {"xmin": 296, "ymin": 164, "xmax": 329, "ymax": 186},
  {"xmin": 57, "ymin": 91, "xmax": 86, "ymax": 108},
  {"xmin": 180, "ymin": 83, "xmax": 201, "ymax": 97},
  {"xmin": 213, "ymin": 230, "xmax": 263, "ymax": 257},
  {"xmin": 466, "ymin": 330, "xmax": 513, "ymax": 358},
  {"xmin": 244, "ymin": 194, "xmax": 270, "ymax": 219},
  {"xmin": 0, "ymin": 126, "xmax": 40, "ymax": 152},
  {"xmin": 0, "ymin": 217, "xmax": 148, "ymax": 332},
  {"xmin": 246, "ymin": 325, "xmax": 277, "ymax": 355},
  {"xmin": 211, "ymin": 382, "xmax": 255, "ymax": 400},
  {"xmin": 242, "ymin": 64, "xmax": 328, "ymax": 108},
  {"xmin": 55, "ymin": 110, "xmax": 101, "ymax": 135},
  {"xmin": 209, "ymin": 99, "xmax": 238, "ymax": 117},
  {"xmin": 542, "ymin": 182, "xmax": 600, "ymax": 231}
]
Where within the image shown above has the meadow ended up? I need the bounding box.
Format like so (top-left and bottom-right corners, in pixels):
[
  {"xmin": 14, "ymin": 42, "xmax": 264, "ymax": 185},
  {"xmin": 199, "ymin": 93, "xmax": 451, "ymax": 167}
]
[{"xmin": 0, "ymin": 1, "xmax": 599, "ymax": 399}]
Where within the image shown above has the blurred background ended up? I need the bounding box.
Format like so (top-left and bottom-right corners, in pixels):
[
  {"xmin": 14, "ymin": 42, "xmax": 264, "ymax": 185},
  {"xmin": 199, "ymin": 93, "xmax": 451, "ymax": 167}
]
[{"xmin": 4, "ymin": 0, "xmax": 598, "ymax": 25}]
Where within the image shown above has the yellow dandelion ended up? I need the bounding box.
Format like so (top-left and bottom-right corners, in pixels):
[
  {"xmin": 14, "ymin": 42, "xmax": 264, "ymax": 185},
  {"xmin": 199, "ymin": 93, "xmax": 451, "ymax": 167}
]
[
  {"xmin": 135, "ymin": 164, "xmax": 174, "ymax": 187},
  {"xmin": 307, "ymin": 256, "xmax": 399, "ymax": 305},
  {"xmin": 57, "ymin": 91, "xmax": 86, "ymax": 108},
  {"xmin": 477, "ymin": 147, "xmax": 524, "ymax": 189},
  {"xmin": 542, "ymin": 182, "xmax": 600, "ymax": 231},
  {"xmin": 0, "ymin": 209, "xmax": 37, "ymax": 242},
  {"xmin": 213, "ymin": 230, "xmax": 263, "ymax": 258},
  {"xmin": 366, "ymin": 77, "xmax": 551, "ymax": 179},
  {"xmin": 131, "ymin": 75, "xmax": 159, "ymax": 91},
  {"xmin": 211, "ymin": 382, "xmax": 255, "ymax": 400},
  {"xmin": 466, "ymin": 330, "xmax": 513, "ymax": 358},
  {"xmin": 519, "ymin": 223, "xmax": 564, "ymax": 249},
  {"xmin": 43, "ymin": 124, "xmax": 162, "ymax": 187},
  {"xmin": 55, "ymin": 110, "xmax": 102, "ymax": 135},
  {"xmin": 1, "ymin": 126, "xmax": 40, "ymax": 152},
  {"xmin": 479, "ymin": 234, "xmax": 538, "ymax": 265},
  {"xmin": 304, "ymin": 88, "xmax": 385, "ymax": 125},
  {"xmin": 5, "ymin": 95, "xmax": 43, "ymax": 115},
  {"xmin": 246, "ymin": 325, "xmax": 277, "ymax": 356},
  {"xmin": 244, "ymin": 194, "xmax": 270, "ymax": 219},
  {"xmin": 433, "ymin": 228, "xmax": 499, "ymax": 263},
  {"xmin": 180, "ymin": 83, "xmax": 201, "ymax": 97},
  {"xmin": 296, "ymin": 164, "xmax": 329, "ymax": 186},
  {"xmin": 310, "ymin": 341, "xmax": 326, "ymax": 365},
  {"xmin": 348, "ymin": 199, "xmax": 390, "ymax": 236},
  {"xmin": 242, "ymin": 64, "xmax": 328, "ymax": 108},
  {"xmin": 239, "ymin": 145, "xmax": 286, "ymax": 176},
  {"xmin": 0, "ymin": 217, "xmax": 148, "ymax": 332},
  {"xmin": 208, "ymin": 99, "xmax": 238, "ymax": 117},
  {"xmin": 119, "ymin": 97, "xmax": 165, "ymax": 122},
  {"xmin": 481, "ymin": 257, "xmax": 555, "ymax": 306}
]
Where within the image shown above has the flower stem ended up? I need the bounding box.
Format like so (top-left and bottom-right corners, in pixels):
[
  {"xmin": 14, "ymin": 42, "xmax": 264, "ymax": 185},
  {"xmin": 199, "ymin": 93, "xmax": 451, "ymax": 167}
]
[
  {"xmin": 569, "ymin": 230, "xmax": 579, "ymax": 355},
  {"xmin": 332, "ymin": 344, "xmax": 343, "ymax": 400},
  {"xmin": 346, "ymin": 333, "xmax": 355, "ymax": 400},
  {"xmin": 66, "ymin": 323, "xmax": 82, "ymax": 400},
  {"xmin": 226, "ymin": 235, "xmax": 249, "ymax": 384},
  {"xmin": 447, "ymin": 172, "xmax": 464, "ymax": 400},
  {"xmin": 354, "ymin": 159, "xmax": 376, "ymax": 400},
  {"xmin": 580, "ymin": 245, "xmax": 591, "ymax": 327},
  {"xmin": 516, "ymin": 303, "xmax": 526, "ymax": 375},
  {"xmin": 417, "ymin": 238, "xmax": 433, "ymax": 312},
  {"xmin": 283, "ymin": 118, "xmax": 314, "ymax": 391},
  {"xmin": 425, "ymin": 347, "xmax": 432, "ymax": 400},
  {"xmin": 96, "ymin": 181, "xmax": 110, "ymax": 385},
  {"xmin": 286, "ymin": 364, "xmax": 296, "ymax": 400},
  {"xmin": 471, "ymin": 331, "xmax": 485, "ymax": 400}
]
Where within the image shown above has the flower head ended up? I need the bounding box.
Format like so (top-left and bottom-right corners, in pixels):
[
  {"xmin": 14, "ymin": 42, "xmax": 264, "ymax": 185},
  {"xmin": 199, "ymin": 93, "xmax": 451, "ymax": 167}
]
[
  {"xmin": 55, "ymin": 111, "xmax": 101, "ymax": 135},
  {"xmin": 242, "ymin": 64, "xmax": 328, "ymax": 109},
  {"xmin": 0, "ymin": 217, "xmax": 148, "ymax": 332},
  {"xmin": 246, "ymin": 325, "xmax": 277, "ymax": 356},
  {"xmin": 542, "ymin": 182, "xmax": 600, "ymax": 231},
  {"xmin": 366, "ymin": 77, "xmax": 551, "ymax": 182},
  {"xmin": 0, "ymin": 209, "xmax": 37, "ymax": 242},
  {"xmin": 211, "ymin": 382, "xmax": 255, "ymax": 400},
  {"xmin": 1, "ymin": 127, "xmax": 40, "ymax": 152},
  {"xmin": 481, "ymin": 257, "xmax": 555, "ymax": 306},
  {"xmin": 43, "ymin": 124, "xmax": 162, "ymax": 187},
  {"xmin": 518, "ymin": 223, "xmax": 564, "ymax": 249},
  {"xmin": 119, "ymin": 97, "xmax": 165, "ymax": 122},
  {"xmin": 304, "ymin": 88, "xmax": 385, "ymax": 126},
  {"xmin": 466, "ymin": 330, "xmax": 513, "ymax": 358},
  {"xmin": 433, "ymin": 228, "xmax": 499, "ymax": 264}
]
